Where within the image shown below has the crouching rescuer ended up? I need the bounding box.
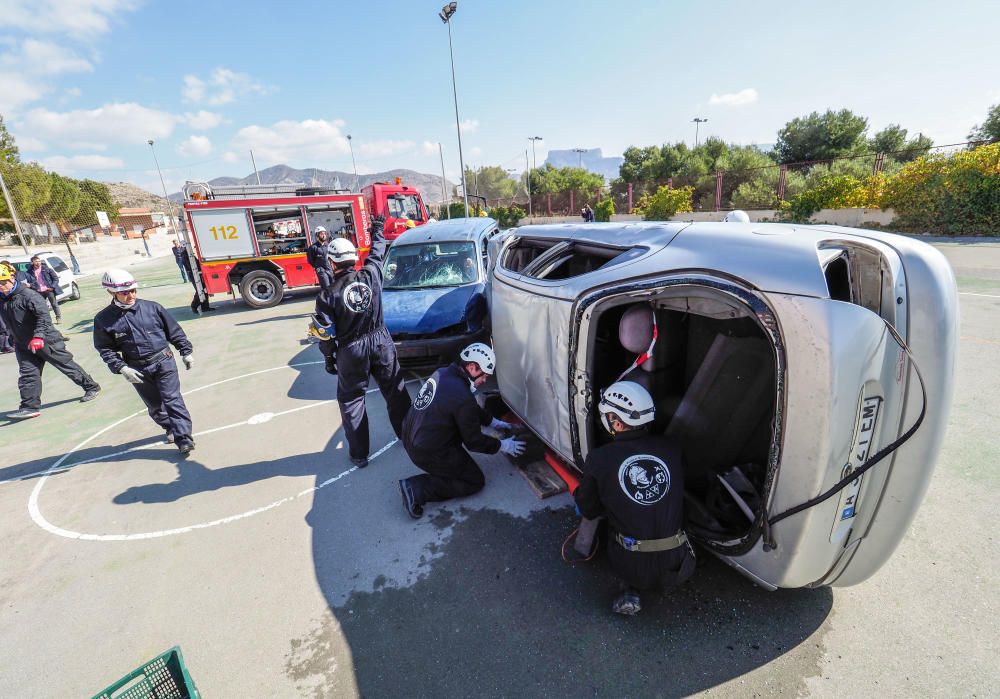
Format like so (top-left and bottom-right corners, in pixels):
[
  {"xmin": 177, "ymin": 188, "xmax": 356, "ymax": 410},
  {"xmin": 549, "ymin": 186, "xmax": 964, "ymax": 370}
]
[
  {"xmin": 93, "ymin": 269, "xmax": 197, "ymax": 454},
  {"xmin": 574, "ymin": 380, "xmax": 695, "ymax": 616},
  {"xmin": 398, "ymin": 343, "xmax": 526, "ymax": 519}
]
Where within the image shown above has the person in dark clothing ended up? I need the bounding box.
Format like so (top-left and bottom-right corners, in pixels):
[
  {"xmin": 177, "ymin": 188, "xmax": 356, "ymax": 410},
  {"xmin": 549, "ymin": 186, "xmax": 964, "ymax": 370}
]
[
  {"xmin": 179, "ymin": 245, "xmax": 215, "ymax": 315},
  {"xmin": 573, "ymin": 380, "xmax": 695, "ymax": 616},
  {"xmin": 0, "ymin": 312, "xmax": 14, "ymax": 353},
  {"xmin": 0, "ymin": 265, "xmax": 100, "ymax": 419},
  {"xmin": 25, "ymin": 256, "xmax": 63, "ymax": 323},
  {"xmin": 306, "ymin": 226, "xmax": 334, "ymax": 291},
  {"xmin": 93, "ymin": 268, "xmax": 196, "ymax": 453},
  {"xmin": 314, "ymin": 214, "xmax": 411, "ymax": 467},
  {"xmin": 398, "ymin": 343, "xmax": 525, "ymax": 519},
  {"xmin": 172, "ymin": 240, "xmax": 189, "ymax": 283}
]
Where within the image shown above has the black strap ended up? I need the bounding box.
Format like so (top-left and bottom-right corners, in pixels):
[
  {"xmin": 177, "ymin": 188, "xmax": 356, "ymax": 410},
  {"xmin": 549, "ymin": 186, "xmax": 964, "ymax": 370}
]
[{"xmin": 768, "ymin": 322, "xmax": 927, "ymax": 528}]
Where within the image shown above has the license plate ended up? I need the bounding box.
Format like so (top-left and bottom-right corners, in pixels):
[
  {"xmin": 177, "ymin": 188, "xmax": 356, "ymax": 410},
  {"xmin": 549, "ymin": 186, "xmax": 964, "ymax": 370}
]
[{"xmin": 830, "ymin": 395, "xmax": 882, "ymax": 543}]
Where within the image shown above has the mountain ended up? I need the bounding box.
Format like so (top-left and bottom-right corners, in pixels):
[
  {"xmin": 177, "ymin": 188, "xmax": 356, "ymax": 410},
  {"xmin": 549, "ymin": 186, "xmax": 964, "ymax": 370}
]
[
  {"xmin": 105, "ymin": 181, "xmax": 175, "ymax": 212},
  {"xmin": 168, "ymin": 165, "xmax": 456, "ymax": 204}
]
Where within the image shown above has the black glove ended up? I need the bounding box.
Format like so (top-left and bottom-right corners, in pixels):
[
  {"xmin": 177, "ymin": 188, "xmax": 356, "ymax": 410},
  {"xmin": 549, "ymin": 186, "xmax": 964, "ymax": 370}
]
[{"xmin": 370, "ymin": 214, "xmax": 386, "ymax": 238}]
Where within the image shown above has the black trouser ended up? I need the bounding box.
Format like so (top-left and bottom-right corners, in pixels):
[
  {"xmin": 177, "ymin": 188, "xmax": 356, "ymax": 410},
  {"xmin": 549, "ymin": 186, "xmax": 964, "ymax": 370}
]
[
  {"xmin": 404, "ymin": 444, "xmax": 485, "ymax": 505},
  {"xmin": 176, "ymin": 261, "xmax": 189, "ymax": 283},
  {"xmin": 39, "ymin": 289, "xmax": 60, "ymax": 320},
  {"xmin": 14, "ymin": 339, "xmax": 99, "ymax": 409},
  {"xmin": 607, "ymin": 537, "xmax": 696, "ymax": 592},
  {"xmin": 316, "ymin": 267, "xmax": 333, "ymax": 291},
  {"xmin": 335, "ymin": 326, "xmax": 411, "ymax": 460},
  {"xmin": 130, "ymin": 354, "xmax": 193, "ymax": 441},
  {"xmin": 0, "ymin": 315, "xmax": 13, "ymax": 352}
]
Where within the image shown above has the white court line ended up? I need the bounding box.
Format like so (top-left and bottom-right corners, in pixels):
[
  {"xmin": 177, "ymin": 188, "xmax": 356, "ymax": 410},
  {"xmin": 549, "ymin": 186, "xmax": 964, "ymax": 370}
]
[
  {"xmin": 959, "ymin": 292, "xmax": 1000, "ymax": 299},
  {"xmin": 25, "ymin": 362, "xmax": 408, "ymax": 541}
]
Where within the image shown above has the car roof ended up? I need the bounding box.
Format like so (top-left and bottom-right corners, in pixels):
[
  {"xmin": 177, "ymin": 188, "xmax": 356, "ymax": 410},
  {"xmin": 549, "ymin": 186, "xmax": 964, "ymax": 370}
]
[
  {"xmin": 514, "ymin": 221, "xmax": 688, "ymax": 248},
  {"xmin": 4, "ymin": 252, "xmax": 55, "ymax": 263},
  {"xmin": 391, "ymin": 217, "xmax": 497, "ymax": 245}
]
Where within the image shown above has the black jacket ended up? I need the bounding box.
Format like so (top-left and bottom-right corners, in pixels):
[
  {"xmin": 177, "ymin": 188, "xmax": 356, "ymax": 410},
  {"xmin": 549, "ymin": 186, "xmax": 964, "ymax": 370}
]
[
  {"xmin": 306, "ymin": 240, "xmax": 331, "ymax": 271},
  {"xmin": 172, "ymin": 245, "xmax": 186, "ymax": 264},
  {"xmin": 403, "ymin": 362, "xmax": 500, "ymax": 457},
  {"xmin": 0, "ymin": 282, "xmax": 61, "ymax": 348},
  {"xmin": 93, "ymin": 298, "xmax": 193, "ymax": 373},
  {"xmin": 314, "ymin": 225, "xmax": 388, "ymax": 346},
  {"xmin": 25, "ymin": 264, "xmax": 62, "ymax": 296},
  {"xmin": 574, "ymin": 430, "xmax": 685, "ymax": 540}
]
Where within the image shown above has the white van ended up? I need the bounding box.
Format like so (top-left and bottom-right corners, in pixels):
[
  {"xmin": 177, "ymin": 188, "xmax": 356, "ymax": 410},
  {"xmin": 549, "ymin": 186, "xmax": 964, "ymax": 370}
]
[{"xmin": 6, "ymin": 251, "xmax": 81, "ymax": 303}]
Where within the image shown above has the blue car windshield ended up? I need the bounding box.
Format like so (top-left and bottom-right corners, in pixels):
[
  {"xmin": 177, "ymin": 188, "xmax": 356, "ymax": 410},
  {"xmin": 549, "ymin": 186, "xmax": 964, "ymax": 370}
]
[{"xmin": 383, "ymin": 241, "xmax": 479, "ymax": 289}]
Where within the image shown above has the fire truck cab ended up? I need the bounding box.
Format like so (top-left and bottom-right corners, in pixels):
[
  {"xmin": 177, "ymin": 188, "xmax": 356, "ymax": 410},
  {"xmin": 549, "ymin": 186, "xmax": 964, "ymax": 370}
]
[
  {"xmin": 362, "ymin": 179, "xmax": 429, "ymax": 242},
  {"xmin": 181, "ymin": 182, "xmax": 372, "ymax": 309}
]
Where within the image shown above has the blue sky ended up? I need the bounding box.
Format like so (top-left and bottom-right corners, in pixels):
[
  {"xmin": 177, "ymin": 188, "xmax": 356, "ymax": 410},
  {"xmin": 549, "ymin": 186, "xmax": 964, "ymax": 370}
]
[{"xmin": 1, "ymin": 0, "xmax": 997, "ymax": 194}]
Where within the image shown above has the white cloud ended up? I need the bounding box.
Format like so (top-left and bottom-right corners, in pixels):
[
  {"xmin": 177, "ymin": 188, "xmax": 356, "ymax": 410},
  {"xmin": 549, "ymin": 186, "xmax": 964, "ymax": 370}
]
[
  {"xmin": 0, "ymin": 0, "xmax": 139, "ymax": 37},
  {"xmin": 20, "ymin": 102, "xmax": 178, "ymax": 145},
  {"xmin": 65, "ymin": 87, "xmax": 82, "ymax": 98},
  {"xmin": 358, "ymin": 140, "xmax": 415, "ymax": 158},
  {"xmin": 459, "ymin": 119, "xmax": 479, "ymax": 133},
  {"xmin": 0, "ymin": 74, "xmax": 45, "ymax": 112},
  {"xmin": 41, "ymin": 154, "xmax": 125, "ymax": 173},
  {"xmin": 422, "ymin": 140, "xmax": 440, "ymax": 155},
  {"xmin": 17, "ymin": 136, "xmax": 47, "ymax": 152},
  {"xmin": 178, "ymin": 135, "xmax": 212, "ymax": 158},
  {"xmin": 469, "ymin": 146, "xmax": 482, "ymax": 157},
  {"xmin": 182, "ymin": 68, "xmax": 270, "ymax": 105},
  {"xmin": 708, "ymin": 88, "xmax": 759, "ymax": 107},
  {"xmin": 222, "ymin": 151, "xmax": 241, "ymax": 163},
  {"xmin": 183, "ymin": 110, "xmax": 225, "ymax": 130},
  {"xmin": 230, "ymin": 118, "xmax": 350, "ymax": 165},
  {"xmin": 0, "ymin": 39, "xmax": 93, "ymax": 75}
]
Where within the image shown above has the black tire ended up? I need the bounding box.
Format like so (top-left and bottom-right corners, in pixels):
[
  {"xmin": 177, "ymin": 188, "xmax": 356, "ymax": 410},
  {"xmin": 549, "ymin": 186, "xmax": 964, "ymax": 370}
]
[
  {"xmin": 70, "ymin": 282, "xmax": 81, "ymax": 301},
  {"xmin": 239, "ymin": 270, "xmax": 284, "ymax": 308}
]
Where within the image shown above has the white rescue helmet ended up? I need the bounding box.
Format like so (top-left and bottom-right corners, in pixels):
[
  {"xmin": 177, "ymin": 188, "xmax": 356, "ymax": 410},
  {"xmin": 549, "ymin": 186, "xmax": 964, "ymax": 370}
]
[
  {"xmin": 460, "ymin": 342, "xmax": 495, "ymax": 375},
  {"xmin": 326, "ymin": 237, "xmax": 358, "ymax": 265},
  {"xmin": 723, "ymin": 209, "xmax": 751, "ymax": 223},
  {"xmin": 314, "ymin": 226, "xmax": 328, "ymax": 235},
  {"xmin": 599, "ymin": 380, "xmax": 655, "ymax": 433},
  {"xmin": 102, "ymin": 268, "xmax": 137, "ymax": 293}
]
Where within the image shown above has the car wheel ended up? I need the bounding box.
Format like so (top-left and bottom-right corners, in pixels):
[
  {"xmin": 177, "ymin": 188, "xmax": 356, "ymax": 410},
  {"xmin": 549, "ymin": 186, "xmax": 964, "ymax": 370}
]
[
  {"xmin": 70, "ymin": 282, "xmax": 81, "ymax": 301},
  {"xmin": 239, "ymin": 270, "xmax": 284, "ymax": 309}
]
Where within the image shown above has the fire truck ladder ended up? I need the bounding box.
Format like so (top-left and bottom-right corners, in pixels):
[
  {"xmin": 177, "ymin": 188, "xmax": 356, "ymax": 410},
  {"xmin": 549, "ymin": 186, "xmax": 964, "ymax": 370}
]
[{"xmin": 182, "ymin": 181, "xmax": 351, "ymax": 202}]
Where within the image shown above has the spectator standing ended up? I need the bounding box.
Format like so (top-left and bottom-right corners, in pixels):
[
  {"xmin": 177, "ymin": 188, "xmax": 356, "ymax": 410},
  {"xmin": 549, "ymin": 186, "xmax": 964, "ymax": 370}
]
[
  {"xmin": 25, "ymin": 256, "xmax": 63, "ymax": 323},
  {"xmin": 172, "ymin": 240, "xmax": 189, "ymax": 283}
]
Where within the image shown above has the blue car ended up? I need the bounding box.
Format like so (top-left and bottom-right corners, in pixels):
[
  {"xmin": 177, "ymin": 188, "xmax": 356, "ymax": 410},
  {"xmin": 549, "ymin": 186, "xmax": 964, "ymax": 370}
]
[{"xmin": 382, "ymin": 217, "xmax": 501, "ymax": 368}]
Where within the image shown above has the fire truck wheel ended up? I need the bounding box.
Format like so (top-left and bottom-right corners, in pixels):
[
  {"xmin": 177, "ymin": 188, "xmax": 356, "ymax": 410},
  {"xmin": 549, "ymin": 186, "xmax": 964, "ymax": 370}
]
[{"xmin": 239, "ymin": 269, "xmax": 284, "ymax": 309}]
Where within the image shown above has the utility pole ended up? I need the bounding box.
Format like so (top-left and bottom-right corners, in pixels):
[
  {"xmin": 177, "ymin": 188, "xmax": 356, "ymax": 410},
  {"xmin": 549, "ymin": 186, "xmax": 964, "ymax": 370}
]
[
  {"xmin": 147, "ymin": 139, "xmax": 178, "ymax": 237},
  {"xmin": 440, "ymin": 2, "xmax": 469, "ymax": 217},
  {"xmin": 525, "ymin": 149, "xmax": 532, "ymax": 217},
  {"xmin": 438, "ymin": 143, "xmax": 450, "ymax": 219},
  {"xmin": 250, "ymin": 149, "xmax": 262, "ymax": 184},
  {"xmin": 346, "ymin": 134, "xmax": 359, "ymax": 191}
]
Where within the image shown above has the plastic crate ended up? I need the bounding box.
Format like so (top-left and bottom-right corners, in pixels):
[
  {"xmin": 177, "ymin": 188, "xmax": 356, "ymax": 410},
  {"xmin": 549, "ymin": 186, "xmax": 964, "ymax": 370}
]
[{"xmin": 92, "ymin": 646, "xmax": 200, "ymax": 699}]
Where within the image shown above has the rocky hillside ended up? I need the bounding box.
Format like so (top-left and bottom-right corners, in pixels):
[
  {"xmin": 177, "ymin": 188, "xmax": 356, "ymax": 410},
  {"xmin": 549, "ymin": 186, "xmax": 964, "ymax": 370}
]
[{"xmin": 105, "ymin": 181, "xmax": 175, "ymax": 212}]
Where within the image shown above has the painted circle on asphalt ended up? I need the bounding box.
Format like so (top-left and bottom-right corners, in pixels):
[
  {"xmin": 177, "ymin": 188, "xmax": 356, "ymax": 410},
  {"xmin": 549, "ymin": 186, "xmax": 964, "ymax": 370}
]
[{"xmin": 27, "ymin": 362, "xmax": 397, "ymax": 542}]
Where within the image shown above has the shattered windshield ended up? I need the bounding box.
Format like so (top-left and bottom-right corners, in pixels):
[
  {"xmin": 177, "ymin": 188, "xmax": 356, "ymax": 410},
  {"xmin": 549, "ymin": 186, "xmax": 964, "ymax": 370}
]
[{"xmin": 383, "ymin": 241, "xmax": 479, "ymax": 289}]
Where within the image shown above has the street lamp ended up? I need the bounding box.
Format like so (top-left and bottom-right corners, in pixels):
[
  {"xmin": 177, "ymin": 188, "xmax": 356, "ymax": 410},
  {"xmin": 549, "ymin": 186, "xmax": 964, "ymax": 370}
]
[
  {"xmin": 572, "ymin": 147, "xmax": 587, "ymax": 169},
  {"xmin": 692, "ymin": 117, "xmax": 708, "ymax": 148},
  {"xmin": 146, "ymin": 139, "xmax": 177, "ymax": 237},
  {"xmin": 346, "ymin": 134, "xmax": 359, "ymax": 191},
  {"xmin": 528, "ymin": 136, "xmax": 543, "ymax": 172},
  {"xmin": 439, "ymin": 2, "xmax": 470, "ymax": 217}
]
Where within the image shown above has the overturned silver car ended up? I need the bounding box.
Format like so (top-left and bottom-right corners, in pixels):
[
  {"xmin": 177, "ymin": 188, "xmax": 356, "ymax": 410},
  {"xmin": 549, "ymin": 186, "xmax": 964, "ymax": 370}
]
[{"xmin": 489, "ymin": 221, "xmax": 957, "ymax": 589}]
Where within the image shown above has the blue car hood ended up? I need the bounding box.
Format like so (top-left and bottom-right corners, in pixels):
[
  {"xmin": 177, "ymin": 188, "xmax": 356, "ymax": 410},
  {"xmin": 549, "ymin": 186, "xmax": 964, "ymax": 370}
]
[{"xmin": 383, "ymin": 284, "xmax": 483, "ymax": 335}]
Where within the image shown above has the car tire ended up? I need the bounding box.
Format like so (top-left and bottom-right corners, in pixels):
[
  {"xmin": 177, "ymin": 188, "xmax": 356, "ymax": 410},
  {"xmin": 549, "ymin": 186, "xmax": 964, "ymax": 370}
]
[
  {"xmin": 70, "ymin": 282, "xmax": 81, "ymax": 301},
  {"xmin": 239, "ymin": 270, "xmax": 284, "ymax": 309}
]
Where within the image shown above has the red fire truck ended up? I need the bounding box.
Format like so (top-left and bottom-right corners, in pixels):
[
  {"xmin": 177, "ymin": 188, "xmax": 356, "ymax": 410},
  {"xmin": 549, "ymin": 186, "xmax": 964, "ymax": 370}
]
[{"xmin": 181, "ymin": 181, "xmax": 428, "ymax": 309}]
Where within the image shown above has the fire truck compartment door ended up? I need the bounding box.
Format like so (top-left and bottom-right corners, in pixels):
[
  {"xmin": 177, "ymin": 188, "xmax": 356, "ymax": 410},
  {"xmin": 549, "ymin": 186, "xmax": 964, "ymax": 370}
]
[{"xmin": 190, "ymin": 209, "xmax": 255, "ymax": 260}]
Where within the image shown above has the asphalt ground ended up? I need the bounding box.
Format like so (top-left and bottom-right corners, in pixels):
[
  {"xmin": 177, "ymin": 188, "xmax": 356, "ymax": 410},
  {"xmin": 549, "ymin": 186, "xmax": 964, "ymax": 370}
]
[{"xmin": 0, "ymin": 239, "xmax": 997, "ymax": 697}]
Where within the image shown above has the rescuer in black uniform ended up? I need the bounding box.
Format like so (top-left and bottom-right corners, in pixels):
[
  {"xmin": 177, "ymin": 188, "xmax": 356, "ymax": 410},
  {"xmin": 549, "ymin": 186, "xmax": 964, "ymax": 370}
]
[
  {"xmin": 314, "ymin": 214, "xmax": 411, "ymax": 467},
  {"xmin": 397, "ymin": 343, "xmax": 526, "ymax": 519},
  {"xmin": 93, "ymin": 268, "xmax": 197, "ymax": 454},
  {"xmin": 306, "ymin": 226, "xmax": 334, "ymax": 291},
  {"xmin": 574, "ymin": 380, "xmax": 695, "ymax": 616},
  {"xmin": 0, "ymin": 264, "xmax": 100, "ymax": 419}
]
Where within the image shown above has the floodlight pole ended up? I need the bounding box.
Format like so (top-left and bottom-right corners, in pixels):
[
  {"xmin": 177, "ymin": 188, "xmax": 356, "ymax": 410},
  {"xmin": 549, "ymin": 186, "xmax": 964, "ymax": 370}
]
[
  {"xmin": 692, "ymin": 117, "xmax": 708, "ymax": 148},
  {"xmin": 250, "ymin": 149, "xmax": 262, "ymax": 184},
  {"xmin": 440, "ymin": 3, "xmax": 469, "ymax": 217},
  {"xmin": 147, "ymin": 139, "xmax": 177, "ymax": 237},
  {"xmin": 438, "ymin": 142, "xmax": 450, "ymax": 219},
  {"xmin": 347, "ymin": 134, "xmax": 359, "ymax": 191},
  {"xmin": 573, "ymin": 147, "xmax": 586, "ymax": 168}
]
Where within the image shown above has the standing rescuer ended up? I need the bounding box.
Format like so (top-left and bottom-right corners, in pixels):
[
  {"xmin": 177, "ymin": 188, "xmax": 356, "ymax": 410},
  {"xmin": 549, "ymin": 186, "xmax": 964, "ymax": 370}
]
[
  {"xmin": 573, "ymin": 380, "xmax": 695, "ymax": 616},
  {"xmin": 93, "ymin": 269, "xmax": 197, "ymax": 454},
  {"xmin": 306, "ymin": 226, "xmax": 334, "ymax": 291},
  {"xmin": 0, "ymin": 264, "xmax": 101, "ymax": 419},
  {"xmin": 314, "ymin": 214, "xmax": 411, "ymax": 467},
  {"xmin": 398, "ymin": 343, "xmax": 526, "ymax": 519}
]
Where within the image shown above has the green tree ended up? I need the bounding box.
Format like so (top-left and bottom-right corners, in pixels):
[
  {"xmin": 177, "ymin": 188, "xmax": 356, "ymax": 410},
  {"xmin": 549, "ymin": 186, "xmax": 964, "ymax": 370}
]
[
  {"xmin": 636, "ymin": 185, "xmax": 694, "ymax": 221},
  {"xmin": 0, "ymin": 114, "xmax": 19, "ymax": 165},
  {"xmin": 464, "ymin": 165, "xmax": 518, "ymax": 202},
  {"xmin": 594, "ymin": 198, "xmax": 614, "ymax": 222},
  {"xmin": 774, "ymin": 109, "xmax": 870, "ymax": 163},
  {"xmin": 870, "ymin": 124, "xmax": 908, "ymax": 154},
  {"xmin": 529, "ymin": 165, "xmax": 604, "ymax": 204},
  {"xmin": 6, "ymin": 162, "xmax": 52, "ymax": 220},
  {"xmin": 968, "ymin": 103, "xmax": 1000, "ymax": 143},
  {"xmin": 39, "ymin": 173, "xmax": 82, "ymax": 222},
  {"xmin": 73, "ymin": 178, "xmax": 118, "ymax": 224}
]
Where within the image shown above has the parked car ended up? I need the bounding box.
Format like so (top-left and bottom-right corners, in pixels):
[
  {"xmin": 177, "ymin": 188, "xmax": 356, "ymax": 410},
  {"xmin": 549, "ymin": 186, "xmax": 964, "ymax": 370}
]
[
  {"xmin": 382, "ymin": 217, "xmax": 501, "ymax": 368},
  {"xmin": 6, "ymin": 251, "xmax": 81, "ymax": 303},
  {"xmin": 489, "ymin": 220, "xmax": 957, "ymax": 590}
]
